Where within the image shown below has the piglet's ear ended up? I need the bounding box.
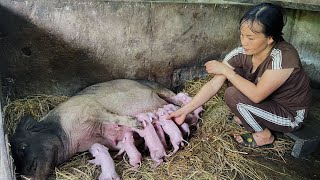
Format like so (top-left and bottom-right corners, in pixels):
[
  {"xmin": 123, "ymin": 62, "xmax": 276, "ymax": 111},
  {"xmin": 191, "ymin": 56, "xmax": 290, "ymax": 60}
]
[
  {"xmin": 103, "ymin": 145, "xmax": 109, "ymax": 151},
  {"xmin": 16, "ymin": 114, "xmax": 38, "ymax": 131}
]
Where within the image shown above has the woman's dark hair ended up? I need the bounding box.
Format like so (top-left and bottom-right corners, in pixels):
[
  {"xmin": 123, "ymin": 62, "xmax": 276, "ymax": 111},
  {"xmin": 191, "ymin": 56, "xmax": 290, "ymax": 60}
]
[{"xmin": 240, "ymin": 3, "xmax": 287, "ymax": 42}]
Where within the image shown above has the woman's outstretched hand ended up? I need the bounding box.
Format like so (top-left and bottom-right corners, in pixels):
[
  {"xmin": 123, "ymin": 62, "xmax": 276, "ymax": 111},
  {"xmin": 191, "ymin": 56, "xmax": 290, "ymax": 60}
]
[
  {"xmin": 166, "ymin": 108, "xmax": 187, "ymax": 125},
  {"xmin": 205, "ymin": 60, "xmax": 227, "ymax": 75}
]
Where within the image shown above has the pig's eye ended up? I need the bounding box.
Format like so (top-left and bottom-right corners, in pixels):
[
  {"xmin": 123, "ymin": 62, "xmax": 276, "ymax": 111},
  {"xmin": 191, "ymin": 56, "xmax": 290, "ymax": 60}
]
[{"xmin": 19, "ymin": 143, "xmax": 27, "ymax": 150}]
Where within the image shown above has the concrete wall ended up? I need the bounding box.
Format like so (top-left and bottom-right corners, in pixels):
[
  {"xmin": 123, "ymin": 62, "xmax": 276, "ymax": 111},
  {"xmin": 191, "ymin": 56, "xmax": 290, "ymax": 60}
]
[
  {"xmin": 0, "ymin": 0, "xmax": 319, "ymax": 99},
  {"xmin": 289, "ymin": 10, "xmax": 320, "ymax": 86}
]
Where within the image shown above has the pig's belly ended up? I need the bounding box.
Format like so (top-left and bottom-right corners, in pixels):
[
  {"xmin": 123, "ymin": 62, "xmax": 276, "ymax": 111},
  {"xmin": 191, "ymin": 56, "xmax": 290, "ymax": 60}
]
[{"xmin": 95, "ymin": 88, "xmax": 168, "ymax": 116}]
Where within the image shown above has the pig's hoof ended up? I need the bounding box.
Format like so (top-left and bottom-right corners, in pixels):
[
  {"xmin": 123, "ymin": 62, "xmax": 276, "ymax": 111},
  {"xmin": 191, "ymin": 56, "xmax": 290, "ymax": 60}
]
[
  {"xmin": 151, "ymin": 161, "xmax": 162, "ymax": 168},
  {"xmin": 129, "ymin": 166, "xmax": 139, "ymax": 171},
  {"xmin": 151, "ymin": 163, "xmax": 159, "ymax": 169}
]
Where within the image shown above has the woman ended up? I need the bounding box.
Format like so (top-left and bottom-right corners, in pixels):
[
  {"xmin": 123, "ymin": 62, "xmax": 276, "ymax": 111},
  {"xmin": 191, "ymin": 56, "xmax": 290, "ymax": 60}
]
[{"xmin": 167, "ymin": 3, "xmax": 312, "ymax": 148}]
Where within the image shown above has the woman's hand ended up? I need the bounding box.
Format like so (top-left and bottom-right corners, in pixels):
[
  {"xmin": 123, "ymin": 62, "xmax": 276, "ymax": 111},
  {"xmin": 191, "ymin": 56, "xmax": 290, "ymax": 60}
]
[
  {"xmin": 205, "ymin": 60, "xmax": 228, "ymax": 75},
  {"xmin": 166, "ymin": 108, "xmax": 188, "ymax": 125}
]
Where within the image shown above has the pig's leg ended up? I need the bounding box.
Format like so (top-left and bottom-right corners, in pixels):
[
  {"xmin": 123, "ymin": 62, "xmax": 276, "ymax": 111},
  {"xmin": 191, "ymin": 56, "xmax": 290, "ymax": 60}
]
[
  {"xmin": 125, "ymin": 141, "xmax": 142, "ymax": 167},
  {"xmin": 127, "ymin": 148, "xmax": 142, "ymax": 169},
  {"xmin": 151, "ymin": 158, "xmax": 163, "ymax": 168},
  {"xmin": 88, "ymin": 158, "xmax": 100, "ymax": 165},
  {"xmin": 166, "ymin": 138, "xmax": 181, "ymax": 157},
  {"xmin": 137, "ymin": 80, "xmax": 176, "ymax": 98},
  {"xmin": 137, "ymin": 80, "xmax": 184, "ymax": 107},
  {"xmin": 171, "ymin": 141, "xmax": 180, "ymax": 156},
  {"xmin": 155, "ymin": 120, "xmax": 164, "ymax": 127},
  {"xmin": 114, "ymin": 147, "xmax": 125, "ymax": 157},
  {"xmin": 99, "ymin": 172, "xmax": 119, "ymax": 180},
  {"xmin": 147, "ymin": 112, "xmax": 158, "ymax": 120},
  {"xmin": 181, "ymin": 139, "xmax": 189, "ymax": 146},
  {"xmin": 128, "ymin": 156, "xmax": 141, "ymax": 169}
]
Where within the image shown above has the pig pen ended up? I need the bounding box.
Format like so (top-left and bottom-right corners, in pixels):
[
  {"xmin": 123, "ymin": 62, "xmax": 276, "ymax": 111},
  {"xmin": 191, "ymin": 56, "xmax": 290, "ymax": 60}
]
[
  {"xmin": 3, "ymin": 78, "xmax": 297, "ymax": 180},
  {"xmin": 1, "ymin": 0, "xmax": 320, "ymax": 179}
]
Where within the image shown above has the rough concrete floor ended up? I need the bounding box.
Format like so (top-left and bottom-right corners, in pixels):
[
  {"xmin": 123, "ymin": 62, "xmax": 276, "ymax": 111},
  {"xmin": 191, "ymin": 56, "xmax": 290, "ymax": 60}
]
[{"xmin": 254, "ymin": 89, "xmax": 320, "ymax": 180}]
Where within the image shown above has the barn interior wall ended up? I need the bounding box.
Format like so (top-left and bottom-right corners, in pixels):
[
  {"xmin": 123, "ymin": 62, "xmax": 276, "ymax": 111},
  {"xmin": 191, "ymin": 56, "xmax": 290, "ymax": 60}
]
[
  {"xmin": 0, "ymin": 1, "xmax": 319, "ymax": 178},
  {"xmin": 0, "ymin": 0, "xmax": 319, "ymax": 99}
]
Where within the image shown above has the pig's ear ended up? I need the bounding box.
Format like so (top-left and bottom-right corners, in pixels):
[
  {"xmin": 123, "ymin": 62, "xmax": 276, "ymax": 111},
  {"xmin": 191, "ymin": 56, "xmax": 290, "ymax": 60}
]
[
  {"xmin": 103, "ymin": 145, "xmax": 109, "ymax": 151},
  {"xmin": 142, "ymin": 120, "xmax": 147, "ymax": 127},
  {"xmin": 16, "ymin": 115, "xmax": 38, "ymax": 131}
]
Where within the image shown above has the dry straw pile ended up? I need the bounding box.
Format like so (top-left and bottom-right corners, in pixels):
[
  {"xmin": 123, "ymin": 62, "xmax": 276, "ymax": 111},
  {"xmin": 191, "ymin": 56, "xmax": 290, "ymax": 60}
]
[
  {"xmin": 4, "ymin": 94, "xmax": 69, "ymax": 135},
  {"xmin": 4, "ymin": 76, "xmax": 294, "ymax": 180}
]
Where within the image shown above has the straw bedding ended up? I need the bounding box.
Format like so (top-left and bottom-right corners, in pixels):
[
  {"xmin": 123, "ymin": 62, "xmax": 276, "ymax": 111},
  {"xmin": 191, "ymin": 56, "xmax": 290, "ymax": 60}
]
[{"xmin": 4, "ymin": 76, "xmax": 295, "ymax": 180}]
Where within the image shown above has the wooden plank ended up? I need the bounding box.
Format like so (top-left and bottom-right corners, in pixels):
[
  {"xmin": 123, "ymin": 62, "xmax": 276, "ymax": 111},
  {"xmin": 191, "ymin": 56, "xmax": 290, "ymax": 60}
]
[
  {"xmin": 223, "ymin": 0, "xmax": 320, "ymax": 12},
  {"xmin": 285, "ymin": 89, "xmax": 320, "ymax": 158},
  {"xmin": 0, "ymin": 102, "xmax": 15, "ymax": 180},
  {"xmin": 285, "ymin": 116, "xmax": 320, "ymax": 158}
]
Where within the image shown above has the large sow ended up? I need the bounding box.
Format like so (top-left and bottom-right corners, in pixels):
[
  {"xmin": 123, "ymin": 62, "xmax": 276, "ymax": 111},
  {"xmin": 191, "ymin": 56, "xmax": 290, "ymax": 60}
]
[{"xmin": 9, "ymin": 79, "xmax": 196, "ymax": 179}]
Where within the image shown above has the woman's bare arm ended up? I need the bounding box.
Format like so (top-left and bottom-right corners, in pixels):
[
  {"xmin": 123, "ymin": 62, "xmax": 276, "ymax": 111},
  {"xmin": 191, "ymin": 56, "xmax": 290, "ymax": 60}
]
[
  {"xmin": 224, "ymin": 67, "xmax": 293, "ymax": 103},
  {"xmin": 167, "ymin": 74, "xmax": 226, "ymax": 125}
]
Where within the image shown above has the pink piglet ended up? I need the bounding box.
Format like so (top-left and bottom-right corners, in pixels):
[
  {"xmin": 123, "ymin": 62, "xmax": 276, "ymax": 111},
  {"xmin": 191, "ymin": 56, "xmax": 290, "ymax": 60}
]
[
  {"xmin": 147, "ymin": 112, "xmax": 168, "ymax": 149},
  {"xmin": 173, "ymin": 93, "xmax": 204, "ymax": 119},
  {"xmin": 132, "ymin": 113, "xmax": 167, "ymax": 168},
  {"xmin": 156, "ymin": 108, "xmax": 188, "ymax": 157},
  {"xmin": 115, "ymin": 131, "xmax": 142, "ymax": 169},
  {"xmin": 89, "ymin": 143, "xmax": 120, "ymax": 180}
]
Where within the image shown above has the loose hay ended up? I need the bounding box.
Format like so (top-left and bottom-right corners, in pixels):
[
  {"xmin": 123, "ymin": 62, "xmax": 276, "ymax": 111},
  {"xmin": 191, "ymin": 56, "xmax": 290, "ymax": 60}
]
[
  {"xmin": 4, "ymin": 77, "xmax": 294, "ymax": 180},
  {"xmin": 4, "ymin": 94, "xmax": 69, "ymax": 135}
]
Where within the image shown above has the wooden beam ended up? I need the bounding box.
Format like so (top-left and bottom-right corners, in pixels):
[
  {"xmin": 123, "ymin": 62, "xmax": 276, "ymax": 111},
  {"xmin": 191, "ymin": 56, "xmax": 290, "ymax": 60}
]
[{"xmin": 0, "ymin": 102, "xmax": 15, "ymax": 180}]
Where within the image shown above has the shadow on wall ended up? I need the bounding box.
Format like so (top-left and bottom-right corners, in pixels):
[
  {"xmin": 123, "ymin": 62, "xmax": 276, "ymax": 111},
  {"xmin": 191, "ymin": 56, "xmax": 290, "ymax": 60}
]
[{"xmin": 0, "ymin": 5, "xmax": 114, "ymax": 100}]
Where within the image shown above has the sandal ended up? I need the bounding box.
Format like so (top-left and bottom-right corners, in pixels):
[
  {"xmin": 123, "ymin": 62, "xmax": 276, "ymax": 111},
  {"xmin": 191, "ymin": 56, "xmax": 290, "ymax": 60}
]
[{"xmin": 236, "ymin": 133, "xmax": 274, "ymax": 148}]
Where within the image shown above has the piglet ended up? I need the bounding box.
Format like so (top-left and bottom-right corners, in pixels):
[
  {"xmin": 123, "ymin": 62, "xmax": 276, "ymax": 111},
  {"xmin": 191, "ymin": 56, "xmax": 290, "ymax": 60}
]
[
  {"xmin": 173, "ymin": 92, "xmax": 204, "ymax": 119},
  {"xmin": 88, "ymin": 143, "xmax": 120, "ymax": 180},
  {"xmin": 185, "ymin": 114, "xmax": 199, "ymax": 126},
  {"xmin": 132, "ymin": 113, "xmax": 167, "ymax": 168},
  {"xmin": 163, "ymin": 104, "xmax": 179, "ymax": 113},
  {"xmin": 147, "ymin": 112, "xmax": 168, "ymax": 149},
  {"xmin": 156, "ymin": 108, "xmax": 187, "ymax": 157},
  {"xmin": 115, "ymin": 131, "xmax": 142, "ymax": 169},
  {"xmin": 163, "ymin": 104, "xmax": 190, "ymax": 138},
  {"xmin": 179, "ymin": 122, "xmax": 190, "ymax": 138},
  {"xmin": 136, "ymin": 112, "xmax": 167, "ymax": 149}
]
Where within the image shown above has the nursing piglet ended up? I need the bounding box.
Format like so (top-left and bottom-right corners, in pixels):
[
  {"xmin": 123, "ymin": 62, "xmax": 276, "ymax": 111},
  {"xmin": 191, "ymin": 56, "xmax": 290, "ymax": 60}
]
[
  {"xmin": 115, "ymin": 131, "xmax": 142, "ymax": 169},
  {"xmin": 163, "ymin": 104, "xmax": 190, "ymax": 138},
  {"xmin": 179, "ymin": 122, "xmax": 190, "ymax": 138},
  {"xmin": 163, "ymin": 103, "xmax": 179, "ymax": 113},
  {"xmin": 147, "ymin": 112, "xmax": 168, "ymax": 149},
  {"xmin": 88, "ymin": 143, "xmax": 120, "ymax": 180},
  {"xmin": 132, "ymin": 113, "xmax": 166, "ymax": 168},
  {"xmin": 156, "ymin": 108, "xmax": 187, "ymax": 157},
  {"xmin": 173, "ymin": 92, "xmax": 204, "ymax": 119}
]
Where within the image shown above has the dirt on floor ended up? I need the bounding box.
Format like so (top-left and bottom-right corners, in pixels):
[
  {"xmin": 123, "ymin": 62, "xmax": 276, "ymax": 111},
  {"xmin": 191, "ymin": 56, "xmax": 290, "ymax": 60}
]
[
  {"xmin": 251, "ymin": 89, "xmax": 320, "ymax": 180},
  {"xmin": 249, "ymin": 135, "xmax": 320, "ymax": 180}
]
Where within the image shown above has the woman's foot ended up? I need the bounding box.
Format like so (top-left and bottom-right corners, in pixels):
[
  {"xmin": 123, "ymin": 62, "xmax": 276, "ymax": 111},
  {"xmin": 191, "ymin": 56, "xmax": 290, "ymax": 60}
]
[{"xmin": 234, "ymin": 128, "xmax": 274, "ymax": 147}]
